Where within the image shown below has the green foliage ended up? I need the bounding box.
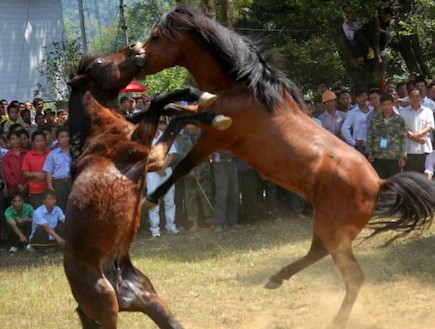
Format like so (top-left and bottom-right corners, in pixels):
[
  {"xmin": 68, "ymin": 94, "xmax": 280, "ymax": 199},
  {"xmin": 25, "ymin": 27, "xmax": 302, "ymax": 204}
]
[
  {"xmin": 34, "ymin": 40, "xmax": 82, "ymax": 101},
  {"xmin": 59, "ymin": 0, "xmax": 434, "ymax": 94},
  {"xmin": 142, "ymin": 67, "xmax": 190, "ymax": 95},
  {"xmin": 278, "ymin": 36, "xmax": 347, "ymax": 93},
  {"xmin": 126, "ymin": 0, "xmax": 173, "ymax": 43},
  {"xmin": 239, "ymin": 0, "xmax": 434, "ymax": 89}
]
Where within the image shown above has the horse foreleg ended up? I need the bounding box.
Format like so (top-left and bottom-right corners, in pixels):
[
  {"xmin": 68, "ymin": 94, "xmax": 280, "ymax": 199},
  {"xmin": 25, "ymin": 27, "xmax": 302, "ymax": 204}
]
[
  {"xmin": 265, "ymin": 237, "xmax": 329, "ymax": 289},
  {"xmin": 147, "ymin": 111, "xmax": 231, "ymax": 173},
  {"xmin": 151, "ymin": 87, "xmax": 216, "ymax": 109},
  {"xmin": 117, "ymin": 259, "xmax": 184, "ymax": 329},
  {"xmin": 145, "ymin": 137, "xmax": 218, "ymax": 208},
  {"xmin": 131, "ymin": 87, "xmax": 217, "ymax": 145}
]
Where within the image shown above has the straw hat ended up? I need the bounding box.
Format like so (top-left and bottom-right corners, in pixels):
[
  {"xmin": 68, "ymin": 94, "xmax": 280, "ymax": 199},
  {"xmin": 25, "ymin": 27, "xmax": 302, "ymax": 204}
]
[{"xmin": 322, "ymin": 90, "xmax": 337, "ymax": 103}]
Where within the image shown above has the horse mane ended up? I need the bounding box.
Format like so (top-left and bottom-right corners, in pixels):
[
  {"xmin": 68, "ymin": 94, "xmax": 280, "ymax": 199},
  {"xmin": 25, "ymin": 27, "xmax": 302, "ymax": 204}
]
[
  {"xmin": 76, "ymin": 54, "xmax": 100, "ymax": 75},
  {"xmin": 157, "ymin": 4, "xmax": 303, "ymax": 111},
  {"xmin": 67, "ymin": 54, "xmax": 102, "ymax": 173}
]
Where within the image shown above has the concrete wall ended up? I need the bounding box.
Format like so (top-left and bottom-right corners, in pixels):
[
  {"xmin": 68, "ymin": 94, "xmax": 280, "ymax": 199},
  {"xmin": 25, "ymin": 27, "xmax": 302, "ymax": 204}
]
[{"xmin": 0, "ymin": 0, "xmax": 65, "ymax": 102}]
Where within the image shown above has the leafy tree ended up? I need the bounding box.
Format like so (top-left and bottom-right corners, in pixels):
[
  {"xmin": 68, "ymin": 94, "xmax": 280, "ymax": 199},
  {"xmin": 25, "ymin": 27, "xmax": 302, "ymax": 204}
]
[
  {"xmin": 240, "ymin": 0, "xmax": 434, "ymax": 89},
  {"xmin": 145, "ymin": 67, "xmax": 191, "ymax": 95},
  {"xmin": 34, "ymin": 39, "xmax": 82, "ymax": 101}
]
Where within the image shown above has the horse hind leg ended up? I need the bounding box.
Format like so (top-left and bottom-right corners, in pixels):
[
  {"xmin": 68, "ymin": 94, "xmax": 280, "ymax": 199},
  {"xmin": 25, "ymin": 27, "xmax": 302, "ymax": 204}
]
[
  {"xmin": 76, "ymin": 307, "xmax": 101, "ymax": 329},
  {"xmin": 327, "ymin": 245, "xmax": 365, "ymax": 329},
  {"xmin": 116, "ymin": 260, "xmax": 184, "ymax": 329},
  {"xmin": 64, "ymin": 260, "xmax": 119, "ymax": 329},
  {"xmin": 265, "ymin": 238, "xmax": 329, "ymax": 289}
]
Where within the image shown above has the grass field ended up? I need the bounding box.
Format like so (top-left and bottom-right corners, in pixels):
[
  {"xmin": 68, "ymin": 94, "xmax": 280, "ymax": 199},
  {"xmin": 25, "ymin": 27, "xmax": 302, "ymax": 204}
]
[{"xmin": 0, "ymin": 218, "xmax": 434, "ymax": 329}]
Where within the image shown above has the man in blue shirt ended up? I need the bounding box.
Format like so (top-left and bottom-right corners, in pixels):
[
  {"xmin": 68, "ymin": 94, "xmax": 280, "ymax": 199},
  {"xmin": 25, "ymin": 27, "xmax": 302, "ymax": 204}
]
[
  {"xmin": 29, "ymin": 189, "xmax": 65, "ymax": 250},
  {"xmin": 43, "ymin": 127, "xmax": 71, "ymax": 211}
]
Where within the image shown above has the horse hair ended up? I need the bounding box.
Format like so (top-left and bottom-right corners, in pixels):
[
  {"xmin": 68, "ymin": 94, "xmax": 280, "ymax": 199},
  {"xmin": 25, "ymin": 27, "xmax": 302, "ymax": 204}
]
[
  {"xmin": 67, "ymin": 54, "xmax": 104, "ymax": 176},
  {"xmin": 76, "ymin": 54, "xmax": 102, "ymax": 75},
  {"xmin": 156, "ymin": 4, "xmax": 303, "ymax": 111},
  {"xmin": 370, "ymin": 172, "xmax": 435, "ymax": 246}
]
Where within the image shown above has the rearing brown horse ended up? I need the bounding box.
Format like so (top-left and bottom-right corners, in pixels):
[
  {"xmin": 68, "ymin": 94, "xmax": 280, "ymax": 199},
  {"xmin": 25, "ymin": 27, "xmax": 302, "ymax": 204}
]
[
  {"xmin": 63, "ymin": 42, "xmax": 228, "ymax": 329},
  {"xmin": 139, "ymin": 5, "xmax": 435, "ymax": 328}
]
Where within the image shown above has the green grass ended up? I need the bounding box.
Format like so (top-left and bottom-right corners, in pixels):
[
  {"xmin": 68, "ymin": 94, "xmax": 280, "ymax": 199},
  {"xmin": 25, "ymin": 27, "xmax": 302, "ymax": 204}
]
[{"xmin": 0, "ymin": 219, "xmax": 434, "ymax": 329}]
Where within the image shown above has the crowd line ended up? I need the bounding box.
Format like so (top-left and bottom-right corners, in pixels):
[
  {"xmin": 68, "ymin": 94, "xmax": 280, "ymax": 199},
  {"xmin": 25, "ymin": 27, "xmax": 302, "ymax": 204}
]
[{"xmin": 1, "ymin": 73, "xmax": 434, "ymax": 254}]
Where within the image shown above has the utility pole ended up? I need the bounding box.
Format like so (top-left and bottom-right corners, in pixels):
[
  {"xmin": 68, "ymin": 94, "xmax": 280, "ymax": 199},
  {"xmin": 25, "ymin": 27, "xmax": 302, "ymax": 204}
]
[
  {"xmin": 77, "ymin": 0, "xmax": 88, "ymax": 53},
  {"xmin": 119, "ymin": 0, "xmax": 129, "ymax": 45}
]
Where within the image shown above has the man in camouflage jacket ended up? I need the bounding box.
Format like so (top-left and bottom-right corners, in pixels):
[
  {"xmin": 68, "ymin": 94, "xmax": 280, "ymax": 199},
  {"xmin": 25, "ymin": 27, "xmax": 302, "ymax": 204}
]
[{"xmin": 367, "ymin": 94, "xmax": 407, "ymax": 178}]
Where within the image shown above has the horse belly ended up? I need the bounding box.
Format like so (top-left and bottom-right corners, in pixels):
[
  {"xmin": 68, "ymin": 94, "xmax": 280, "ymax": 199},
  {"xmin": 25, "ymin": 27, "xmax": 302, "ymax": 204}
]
[{"xmin": 65, "ymin": 165, "xmax": 143, "ymax": 260}]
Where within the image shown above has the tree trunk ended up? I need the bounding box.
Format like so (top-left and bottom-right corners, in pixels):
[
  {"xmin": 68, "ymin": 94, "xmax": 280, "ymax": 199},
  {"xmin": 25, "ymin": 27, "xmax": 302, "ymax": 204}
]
[
  {"xmin": 410, "ymin": 34, "xmax": 431, "ymax": 77},
  {"xmin": 221, "ymin": 0, "xmax": 232, "ymax": 28},
  {"xmin": 392, "ymin": 0, "xmax": 432, "ymax": 77},
  {"xmin": 392, "ymin": 35, "xmax": 422, "ymax": 75},
  {"xmin": 201, "ymin": 0, "xmax": 216, "ymax": 20},
  {"xmin": 330, "ymin": 18, "xmax": 382, "ymax": 89}
]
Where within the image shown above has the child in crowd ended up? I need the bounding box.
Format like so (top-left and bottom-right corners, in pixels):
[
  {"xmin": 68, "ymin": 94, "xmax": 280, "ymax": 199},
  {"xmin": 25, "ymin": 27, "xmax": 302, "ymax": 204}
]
[
  {"xmin": 4, "ymin": 190, "xmax": 34, "ymax": 253},
  {"xmin": 3, "ymin": 103, "xmax": 23, "ymax": 133},
  {"xmin": 29, "ymin": 189, "xmax": 65, "ymax": 251}
]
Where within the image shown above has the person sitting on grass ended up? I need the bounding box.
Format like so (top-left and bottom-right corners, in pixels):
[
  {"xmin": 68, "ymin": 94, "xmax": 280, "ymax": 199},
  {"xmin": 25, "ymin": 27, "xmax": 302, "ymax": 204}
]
[
  {"xmin": 29, "ymin": 188, "xmax": 65, "ymax": 251},
  {"xmin": 4, "ymin": 190, "xmax": 34, "ymax": 253}
]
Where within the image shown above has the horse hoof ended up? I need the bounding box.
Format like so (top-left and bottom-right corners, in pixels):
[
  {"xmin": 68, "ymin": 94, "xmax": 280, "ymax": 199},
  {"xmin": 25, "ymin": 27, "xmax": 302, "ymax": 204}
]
[
  {"xmin": 264, "ymin": 280, "xmax": 282, "ymax": 290},
  {"xmin": 198, "ymin": 92, "xmax": 217, "ymax": 107},
  {"xmin": 142, "ymin": 197, "xmax": 158, "ymax": 209},
  {"xmin": 212, "ymin": 115, "xmax": 232, "ymax": 130}
]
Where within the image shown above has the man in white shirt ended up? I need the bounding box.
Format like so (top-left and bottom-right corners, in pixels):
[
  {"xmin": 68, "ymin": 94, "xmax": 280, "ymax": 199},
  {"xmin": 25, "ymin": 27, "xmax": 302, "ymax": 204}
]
[
  {"xmin": 414, "ymin": 76, "xmax": 435, "ymax": 111},
  {"xmin": 398, "ymin": 76, "xmax": 435, "ymax": 112},
  {"xmin": 400, "ymin": 89, "xmax": 435, "ymax": 172},
  {"xmin": 341, "ymin": 87, "xmax": 372, "ymax": 154},
  {"xmin": 146, "ymin": 118, "xmax": 179, "ymax": 238}
]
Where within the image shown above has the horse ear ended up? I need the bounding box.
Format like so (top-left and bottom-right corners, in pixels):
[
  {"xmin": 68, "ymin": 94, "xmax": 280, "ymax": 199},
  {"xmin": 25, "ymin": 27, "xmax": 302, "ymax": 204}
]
[{"xmin": 67, "ymin": 74, "xmax": 84, "ymax": 86}]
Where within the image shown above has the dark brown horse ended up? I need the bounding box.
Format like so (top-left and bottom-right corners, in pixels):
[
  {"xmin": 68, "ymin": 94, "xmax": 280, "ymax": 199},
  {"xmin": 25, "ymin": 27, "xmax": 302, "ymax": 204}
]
[
  {"xmin": 139, "ymin": 5, "xmax": 435, "ymax": 328},
  {"xmin": 64, "ymin": 42, "xmax": 229, "ymax": 329}
]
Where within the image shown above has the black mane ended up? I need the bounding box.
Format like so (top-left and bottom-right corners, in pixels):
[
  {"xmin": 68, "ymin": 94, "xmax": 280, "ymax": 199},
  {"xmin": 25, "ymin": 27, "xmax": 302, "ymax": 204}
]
[
  {"xmin": 157, "ymin": 4, "xmax": 303, "ymax": 110},
  {"xmin": 76, "ymin": 54, "xmax": 100, "ymax": 75},
  {"xmin": 67, "ymin": 55, "xmax": 102, "ymax": 171}
]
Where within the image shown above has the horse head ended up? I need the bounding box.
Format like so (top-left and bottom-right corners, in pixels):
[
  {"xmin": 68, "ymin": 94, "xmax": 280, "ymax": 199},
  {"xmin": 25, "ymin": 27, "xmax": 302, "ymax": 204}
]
[
  {"xmin": 66, "ymin": 42, "xmax": 146, "ymax": 176},
  {"xmin": 68, "ymin": 42, "xmax": 146, "ymax": 94}
]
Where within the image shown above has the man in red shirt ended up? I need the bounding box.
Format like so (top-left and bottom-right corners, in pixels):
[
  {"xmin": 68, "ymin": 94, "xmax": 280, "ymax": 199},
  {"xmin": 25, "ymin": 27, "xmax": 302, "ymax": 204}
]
[
  {"xmin": 22, "ymin": 130, "xmax": 50, "ymax": 208},
  {"xmin": 3, "ymin": 131, "xmax": 28, "ymax": 195}
]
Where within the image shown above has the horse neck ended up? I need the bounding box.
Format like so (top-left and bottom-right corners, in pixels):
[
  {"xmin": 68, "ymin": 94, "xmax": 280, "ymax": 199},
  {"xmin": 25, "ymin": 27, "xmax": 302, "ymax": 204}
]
[
  {"xmin": 69, "ymin": 87, "xmax": 121, "ymax": 138},
  {"xmin": 182, "ymin": 39, "xmax": 235, "ymax": 92},
  {"xmin": 81, "ymin": 89, "xmax": 119, "ymax": 117}
]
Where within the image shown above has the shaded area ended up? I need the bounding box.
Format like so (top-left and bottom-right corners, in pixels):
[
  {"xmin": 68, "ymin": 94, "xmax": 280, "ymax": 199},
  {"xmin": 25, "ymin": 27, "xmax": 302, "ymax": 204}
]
[{"xmin": 0, "ymin": 219, "xmax": 434, "ymax": 288}]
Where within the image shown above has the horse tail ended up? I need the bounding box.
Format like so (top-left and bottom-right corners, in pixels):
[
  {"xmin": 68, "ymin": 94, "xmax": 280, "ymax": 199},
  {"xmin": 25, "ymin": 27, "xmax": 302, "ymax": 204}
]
[{"xmin": 369, "ymin": 171, "xmax": 435, "ymax": 245}]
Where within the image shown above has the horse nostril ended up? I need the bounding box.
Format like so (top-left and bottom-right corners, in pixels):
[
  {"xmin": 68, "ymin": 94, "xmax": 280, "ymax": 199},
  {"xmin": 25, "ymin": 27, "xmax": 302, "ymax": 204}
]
[{"xmin": 129, "ymin": 42, "xmax": 137, "ymax": 49}]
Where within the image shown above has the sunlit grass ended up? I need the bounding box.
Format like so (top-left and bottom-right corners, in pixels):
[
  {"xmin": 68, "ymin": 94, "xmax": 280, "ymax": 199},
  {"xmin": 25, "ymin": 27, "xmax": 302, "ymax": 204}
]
[{"xmin": 0, "ymin": 219, "xmax": 434, "ymax": 329}]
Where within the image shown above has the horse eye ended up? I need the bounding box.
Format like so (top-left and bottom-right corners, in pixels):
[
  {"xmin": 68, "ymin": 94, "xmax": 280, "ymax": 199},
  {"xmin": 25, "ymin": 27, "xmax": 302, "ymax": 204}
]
[
  {"xmin": 151, "ymin": 35, "xmax": 159, "ymax": 42},
  {"xmin": 96, "ymin": 59, "xmax": 103, "ymax": 65}
]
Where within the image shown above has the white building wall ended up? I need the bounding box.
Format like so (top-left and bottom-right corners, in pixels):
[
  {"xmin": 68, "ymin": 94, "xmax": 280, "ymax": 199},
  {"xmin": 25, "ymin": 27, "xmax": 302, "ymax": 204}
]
[{"xmin": 0, "ymin": 0, "xmax": 65, "ymax": 102}]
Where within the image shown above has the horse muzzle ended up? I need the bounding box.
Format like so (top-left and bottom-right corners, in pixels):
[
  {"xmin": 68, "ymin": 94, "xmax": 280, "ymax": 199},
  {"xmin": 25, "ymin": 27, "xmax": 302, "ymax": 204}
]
[{"xmin": 129, "ymin": 42, "xmax": 146, "ymax": 68}]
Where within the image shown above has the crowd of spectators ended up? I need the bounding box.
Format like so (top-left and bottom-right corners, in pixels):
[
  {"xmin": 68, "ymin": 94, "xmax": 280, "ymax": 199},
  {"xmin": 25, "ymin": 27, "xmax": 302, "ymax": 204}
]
[
  {"xmin": 1, "ymin": 75, "xmax": 434, "ymax": 252},
  {"xmin": 0, "ymin": 98, "xmax": 70, "ymax": 254},
  {"xmin": 310, "ymin": 75, "xmax": 435, "ymax": 179}
]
